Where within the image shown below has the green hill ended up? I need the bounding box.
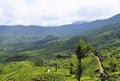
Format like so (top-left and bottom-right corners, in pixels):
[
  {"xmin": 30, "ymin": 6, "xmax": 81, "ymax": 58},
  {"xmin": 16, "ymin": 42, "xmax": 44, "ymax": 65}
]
[
  {"xmin": 1, "ymin": 13, "xmax": 120, "ymax": 45},
  {"xmin": 0, "ymin": 48, "xmax": 120, "ymax": 81},
  {"xmin": 1, "ymin": 22, "xmax": 120, "ymax": 62},
  {"xmin": 0, "ymin": 14, "xmax": 120, "ymax": 81}
]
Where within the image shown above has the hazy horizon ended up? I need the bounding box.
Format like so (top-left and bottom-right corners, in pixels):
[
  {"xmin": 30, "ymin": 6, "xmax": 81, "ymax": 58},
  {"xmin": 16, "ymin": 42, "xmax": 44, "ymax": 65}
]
[{"xmin": 0, "ymin": 0, "xmax": 120, "ymax": 26}]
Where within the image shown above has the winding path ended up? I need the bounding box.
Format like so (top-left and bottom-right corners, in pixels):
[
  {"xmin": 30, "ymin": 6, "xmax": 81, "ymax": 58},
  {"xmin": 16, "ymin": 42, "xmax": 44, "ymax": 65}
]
[{"xmin": 94, "ymin": 50, "xmax": 109, "ymax": 81}]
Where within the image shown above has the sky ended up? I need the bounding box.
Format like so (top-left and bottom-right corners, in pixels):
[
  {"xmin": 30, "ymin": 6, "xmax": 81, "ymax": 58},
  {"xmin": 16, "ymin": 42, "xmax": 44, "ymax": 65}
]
[{"xmin": 0, "ymin": 0, "xmax": 120, "ymax": 26}]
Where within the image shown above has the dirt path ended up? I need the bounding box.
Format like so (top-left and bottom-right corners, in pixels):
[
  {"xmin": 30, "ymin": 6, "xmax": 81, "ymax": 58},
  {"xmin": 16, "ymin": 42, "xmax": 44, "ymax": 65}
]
[
  {"xmin": 95, "ymin": 56, "xmax": 104, "ymax": 73},
  {"xmin": 107, "ymin": 51, "xmax": 111, "ymax": 58},
  {"xmin": 94, "ymin": 50, "xmax": 109, "ymax": 81}
]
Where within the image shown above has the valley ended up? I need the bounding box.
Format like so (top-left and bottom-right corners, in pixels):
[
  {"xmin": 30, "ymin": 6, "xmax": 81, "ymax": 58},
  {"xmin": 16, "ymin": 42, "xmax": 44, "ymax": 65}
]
[{"xmin": 0, "ymin": 14, "xmax": 120, "ymax": 81}]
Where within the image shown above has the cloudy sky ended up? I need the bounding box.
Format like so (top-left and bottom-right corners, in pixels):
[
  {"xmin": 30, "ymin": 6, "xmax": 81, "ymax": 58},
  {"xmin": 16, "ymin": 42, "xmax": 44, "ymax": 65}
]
[{"xmin": 0, "ymin": 0, "xmax": 120, "ymax": 26}]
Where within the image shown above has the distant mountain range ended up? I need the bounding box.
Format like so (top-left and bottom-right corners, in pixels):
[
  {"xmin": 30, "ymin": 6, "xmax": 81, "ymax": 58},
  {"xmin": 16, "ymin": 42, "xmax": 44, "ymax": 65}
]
[
  {"xmin": 72, "ymin": 21, "xmax": 88, "ymax": 24},
  {"xmin": 0, "ymin": 13, "xmax": 120, "ymax": 45}
]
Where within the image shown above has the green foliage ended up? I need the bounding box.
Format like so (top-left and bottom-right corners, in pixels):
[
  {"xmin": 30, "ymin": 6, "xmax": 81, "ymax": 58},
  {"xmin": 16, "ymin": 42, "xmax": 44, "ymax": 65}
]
[
  {"xmin": 34, "ymin": 57, "xmax": 44, "ymax": 67},
  {"xmin": 109, "ymin": 61, "xmax": 117, "ymax": 72},
  {"xmin": 75, "ymin": 40, "xmax": 94, "ymax": 81},
  {"xmin": 1, "ymin": 22, "xmax": 120, "ymax": 62},
  {"xmin": 76, "ymin": 40, "xmax": 86, "ymax": 58},
  {"xmin": 0, "ymin": 49, "xmax": 120, "ymax": 81},
  {"xmin": 0, "ymin": 63, "xmax": 3, "ymax": 74},
  {"xmin": 75, "ymin": 40, "xmax": 93, "ymax": 58},
  {"xmin": 0, "ymin": 15, "xmax": 120, "ymax": 81},
  {"xmin": 54, "ymin": 63, "xmax": 58, "ymax": 72},
  {"xmin": 69, "ymin": 63, "xmax": 74, "ymax": 75}
]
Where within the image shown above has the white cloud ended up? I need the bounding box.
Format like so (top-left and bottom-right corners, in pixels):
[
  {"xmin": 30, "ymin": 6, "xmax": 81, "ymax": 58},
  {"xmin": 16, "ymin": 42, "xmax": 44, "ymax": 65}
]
[{"xmin": 0, "ymin": 0, "xmax": 120, "ymax": 26}]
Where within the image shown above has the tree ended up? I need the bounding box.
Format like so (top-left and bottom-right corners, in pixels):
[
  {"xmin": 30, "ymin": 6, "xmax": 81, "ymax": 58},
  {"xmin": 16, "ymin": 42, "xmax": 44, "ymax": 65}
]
[
  {"xmin": 0, "ymin": 64, "xmax": 3, "ymax": 74},
  {"xmin": 75, "ymin": 40, "xmax": 93, "ymax": 81},
  {"xmin": 54, "ymin": 63, "xmax": 58, "ymax": 72},
  {"xmin": 110, "ymin": 61, "xmax": 116, "ymax": 72},
  {"xmin": 34, "ymin": 57, "xmax": 44, "ymax": 67},
  {"xmin": 70, "ymin": 63, "xmax": 74, "ymax": 75}
]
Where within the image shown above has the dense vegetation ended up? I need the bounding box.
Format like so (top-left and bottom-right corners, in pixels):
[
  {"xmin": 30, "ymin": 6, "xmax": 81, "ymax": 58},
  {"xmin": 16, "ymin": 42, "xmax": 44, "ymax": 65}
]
[
  {"xmin": 0, "ymin": 14, "xmax": 120, "ymax": 81},
  {"xmin": 0, "ymin": 49, "xmax": 120, "ymax": 81}
]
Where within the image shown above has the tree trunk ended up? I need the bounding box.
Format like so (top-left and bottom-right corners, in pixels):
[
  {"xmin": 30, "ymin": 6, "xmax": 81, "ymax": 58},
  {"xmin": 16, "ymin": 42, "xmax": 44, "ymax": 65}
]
[{"xmin": 78, "ymin": 58, "xmax": 82, "ymax": 81}]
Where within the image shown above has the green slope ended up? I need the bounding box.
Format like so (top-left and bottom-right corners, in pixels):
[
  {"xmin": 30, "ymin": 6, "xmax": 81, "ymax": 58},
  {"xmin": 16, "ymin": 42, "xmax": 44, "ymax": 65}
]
[
  {"xmin": 1, "ymin": 22, "xmax": 120, "ymax": 62},
  {"xmin": 0, "ymin": 47, "xmax": 120, "ymax": 81},
  {"xmin": 1, "ymin": 13, "xmax": 120, "ymax": 45},
  {"xmin": 0, "ymin": 20, "xmax": 120, "ymax": 81}
]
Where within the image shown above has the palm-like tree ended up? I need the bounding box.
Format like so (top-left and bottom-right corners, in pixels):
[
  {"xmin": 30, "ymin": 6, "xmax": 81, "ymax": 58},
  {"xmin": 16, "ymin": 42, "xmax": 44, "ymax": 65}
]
[{"xmin": 75, "ymin": 40, "xmax": 93, "ymax": 81}]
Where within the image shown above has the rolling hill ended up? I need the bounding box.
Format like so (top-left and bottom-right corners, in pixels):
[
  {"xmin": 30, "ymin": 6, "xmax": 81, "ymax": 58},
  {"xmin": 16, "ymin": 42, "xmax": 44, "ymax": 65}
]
[
  {"xmin": 0, "ymin": 13, "xmax": 120, "ymax": 45},
  {"xmin": 0, "ymin": 14, "xmax": 120, "ymax": 81},
  {"xmin": 1, "ymin": 21, "xmax": 120, "ymax": 62}
]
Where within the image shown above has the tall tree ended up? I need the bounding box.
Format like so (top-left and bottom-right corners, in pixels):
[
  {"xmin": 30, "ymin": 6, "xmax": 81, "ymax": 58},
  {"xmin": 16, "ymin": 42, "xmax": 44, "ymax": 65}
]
[{"xmin": 75, "ymin": 40, "xmax": 93, "ymax": 81}]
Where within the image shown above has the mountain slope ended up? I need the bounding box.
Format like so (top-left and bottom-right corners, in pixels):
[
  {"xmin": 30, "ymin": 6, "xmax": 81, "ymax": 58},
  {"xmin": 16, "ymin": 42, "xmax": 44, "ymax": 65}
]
[
  {"xmin": 0, "ymin": 13, "xmax": 120, "ymax": 45},
  {"xmin": 1, "ymin": 22, "xmax": 120, "ymax": 62}
]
